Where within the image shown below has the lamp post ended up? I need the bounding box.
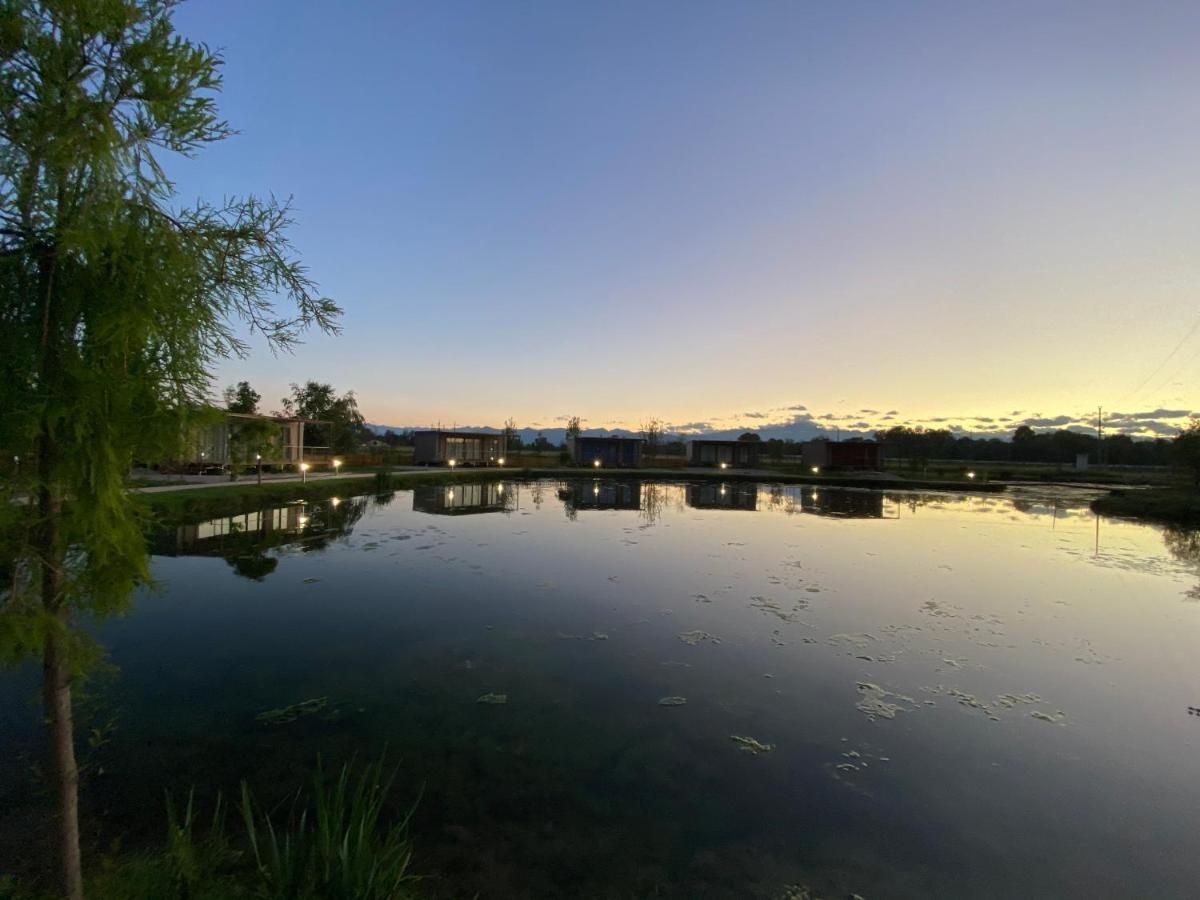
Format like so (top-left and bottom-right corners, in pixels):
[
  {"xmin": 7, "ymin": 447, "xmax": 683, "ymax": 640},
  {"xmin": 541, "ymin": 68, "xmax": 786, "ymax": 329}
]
[
  {"xmin": 300, "ymin": 462, "xmax": 309, "ymax": 484},
  {"xmin": 256, "ymin": 453, "xmax": 262, "ymax": 485},
  {"xmin": 12, "ymin": 455, "xmax": 18, "ymax": 478},
  {"xmin": 333, "ymin": 458, "xmax": 342, "ymax": 477}
]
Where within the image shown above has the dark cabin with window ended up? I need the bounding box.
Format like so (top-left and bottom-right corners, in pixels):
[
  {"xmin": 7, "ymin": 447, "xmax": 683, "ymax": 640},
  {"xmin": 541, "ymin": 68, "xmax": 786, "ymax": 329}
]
[
  {"xmin": 687, "ymin": 439, "xmax": 760, "ymax": 468},
  {"xmin": 567, "ymin": 436, "xmax": 644, "ymax": 468},
  {"xmin": 801, "ymin": 439, "xmax": 883, "ymax": 471},
  {"xmin": 413, "ymin": 430, "xmax": 504, "ymax": 466}
]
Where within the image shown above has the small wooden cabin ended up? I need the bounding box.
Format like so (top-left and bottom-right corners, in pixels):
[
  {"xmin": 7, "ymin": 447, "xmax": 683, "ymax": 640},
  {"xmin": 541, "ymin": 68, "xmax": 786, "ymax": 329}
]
[
  {"xmin": 413, "ymin": 430, "xmax": 504, "ymax": 466},
  {"xmin": 687, "ymin": 439, "xmax": 760, "ymax": 468},
  {"xmin": 567, "ymin": 436, "xmax": 644, "ymax": 468},
  {"xmin": 801, "ymin": 440, "xmax": 883, "ymax": 471}
]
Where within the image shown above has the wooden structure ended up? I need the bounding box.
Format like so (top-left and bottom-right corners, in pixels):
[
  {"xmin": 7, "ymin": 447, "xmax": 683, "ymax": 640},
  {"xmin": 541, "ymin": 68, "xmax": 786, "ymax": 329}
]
[
  {"xmin": 567, "ymin": 436, "xmax": 644, "ymax": 468},
  {"xmin": 179, "ymin": 411, "xmax": 327, "ymax": 471},
  {"xmin": 801, "ymin": 440, "xmax": 883, "ymax": 471},
  {"xmin": 687, "ymin": 439, "xmax": 760, "ymax": 468},
  {"xmin": 413, "ymin": 430, "xmax": 504, "ymax": 466}
]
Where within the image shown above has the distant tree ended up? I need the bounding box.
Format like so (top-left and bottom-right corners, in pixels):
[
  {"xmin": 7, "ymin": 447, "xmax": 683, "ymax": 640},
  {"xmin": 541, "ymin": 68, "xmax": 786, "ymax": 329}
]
[
  {"xmin": 223, "ymin": 380, "xmax": 261, "ymax": 414},
  {"xmin": 1171, "ymin": 418, "xmax": 1200, "ymax": 487},
  {"xmin": 504, "ymin": 417, "xmax": 522, "ymax": 451},
  {"xmin": 281, "ymin": 382, "xmax": 366, "ymax": 454},
  {"xmin": 737, "ymin": 432, "xmax": 761, "ymax": 442},
  {"xmin": 566, "ymin": 416, "xmax": 582, "ymax": 443},
  {"xmin": 532, "ymin": 431, "xmax": 554, "ymax": 452},
  {"xmin": 640, "ymin": 418, "xmax": 664, "ymax": 458}
]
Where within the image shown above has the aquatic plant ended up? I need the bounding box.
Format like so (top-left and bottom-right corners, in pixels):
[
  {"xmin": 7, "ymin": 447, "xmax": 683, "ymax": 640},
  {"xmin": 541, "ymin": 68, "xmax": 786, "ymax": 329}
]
[{"xmin": 240, "ymin": 757, "xmax": 418, "ymax": 900}]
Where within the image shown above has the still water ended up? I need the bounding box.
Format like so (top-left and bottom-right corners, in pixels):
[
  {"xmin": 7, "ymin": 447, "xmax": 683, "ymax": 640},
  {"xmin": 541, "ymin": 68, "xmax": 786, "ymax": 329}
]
[{"xmin": 4, "ymin": 479, "xmax": 1200, "ymax": 898}]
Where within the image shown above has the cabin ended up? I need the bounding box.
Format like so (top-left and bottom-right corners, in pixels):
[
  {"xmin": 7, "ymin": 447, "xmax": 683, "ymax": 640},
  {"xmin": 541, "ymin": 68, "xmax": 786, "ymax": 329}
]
[
  {"xmin": 567, "ymin": 436, "xmax": 644, "ymax": 468},
  {"xmin": 413, "ymin": 430, "xmax": 504, "ymax": 466},
  {"xmin": 172, "ymin": 411, "xmax": 324, "ymax": 472},
  {"xmin": 801, "ymin": 440, "xmax": 883, "ymax": 471},
  {"xmin": 687, "ymin": 439, "xmax": 760, "ymax": 468}
]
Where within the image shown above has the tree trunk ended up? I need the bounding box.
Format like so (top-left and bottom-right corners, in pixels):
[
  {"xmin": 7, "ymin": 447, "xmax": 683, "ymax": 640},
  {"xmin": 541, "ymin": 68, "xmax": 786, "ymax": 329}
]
[{"xmin": 43, "ymin": 619, "xmax": 83, "ymax": 900}]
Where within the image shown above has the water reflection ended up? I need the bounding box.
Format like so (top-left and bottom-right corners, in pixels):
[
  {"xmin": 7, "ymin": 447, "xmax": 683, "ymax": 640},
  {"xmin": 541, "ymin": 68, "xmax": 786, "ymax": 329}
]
[
  {"xmin": 686, "ymin": 482, "xmax": 758, "ymax": 511},
  {"xmin": 1163, "ymin": 527, "xmax": 1200, "ymax": 601},
  {"xmin": 411, "ymin": 482, "xmax": 516, "ymax": 516},
  {"xmin": 557, "ymin": 480, "xmax": 641, "ymax": 516},
  {"xmin": 148, "ymin": 496, "xmax": 367, "ymax": 579}
]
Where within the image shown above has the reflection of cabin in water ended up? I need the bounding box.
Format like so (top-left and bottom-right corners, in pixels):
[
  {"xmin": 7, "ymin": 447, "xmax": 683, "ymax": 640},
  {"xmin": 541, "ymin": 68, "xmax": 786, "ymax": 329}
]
[
  {"xmin": 801, "ymin": 489, "xmax": 885, "ymax": 518},
  {"xmin": 567, "ymin": 436, "xmax": 644, "ymax": 468},
  {"xmin": 687, "ymin": 439, "xmax": 760, "ymax": 468},
  {"xmin": 413, "ymin": 430, "xmax": 504, "ymax": 466},
  {"xmin": 801, "ymin": 440, "xmax": 883, "ymax": 471},
  {"xmin": 411, "ymin": 483, "xmax": 515, "ymax": 515},
  {"xmin": 557, "ymin": 480, "xmax": 642, "ymax": 512},
  {"xmin": 686, "ymin": 482, "xmax": 758, "ymax": 511},
  {"xmin": 150, "ymin": 504, "xmax": 313, "ymax": 557}
]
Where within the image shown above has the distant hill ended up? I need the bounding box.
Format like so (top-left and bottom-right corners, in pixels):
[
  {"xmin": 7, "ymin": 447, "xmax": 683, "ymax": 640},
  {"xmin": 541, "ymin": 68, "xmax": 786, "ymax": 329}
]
[{"xmin": 365, "ymin": 421, "xmax": 859, "ymax": 444}]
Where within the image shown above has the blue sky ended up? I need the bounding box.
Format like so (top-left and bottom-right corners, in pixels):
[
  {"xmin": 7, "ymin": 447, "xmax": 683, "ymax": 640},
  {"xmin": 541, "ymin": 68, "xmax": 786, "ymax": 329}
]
[{"xmin": 170, "ymin": 1, "xmax": 1200, "ymax": 437}]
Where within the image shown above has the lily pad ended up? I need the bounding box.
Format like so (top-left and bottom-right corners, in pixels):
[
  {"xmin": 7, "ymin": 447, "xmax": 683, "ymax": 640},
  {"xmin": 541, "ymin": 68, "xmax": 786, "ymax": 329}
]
[
  {"xmin": 256, "ymin": 696, "xmax": 328, "ymax": 726},
  {"xmin": 657, "ymin": 696, "xmax": 687, "ymax": 706},
  {"xmin": 476, "ymin": 693, "xmax": 508, "ymax": 705},
  {"xmin": 678, "ymin": 629, "xmax": 721, "ymax": 646},
  {"xmin": 730, "ymin": 734, "xmax": 774, "ymax": 754}
]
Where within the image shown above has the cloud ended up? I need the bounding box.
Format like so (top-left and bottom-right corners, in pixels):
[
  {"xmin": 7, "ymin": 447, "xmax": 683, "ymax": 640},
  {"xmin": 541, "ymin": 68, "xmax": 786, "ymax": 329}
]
[
  {"xmin": 859, "ymin": 409, "xmax": 879, "ymax": 415},
  {"xmin": 741, "ymin": 411, "xmax": 768, "ymax": 419},
  {"xmin": 1020, "ymin": 415, "xmax": 1073, "ymax": 428},
  {"xmin": 788, "ymin": 404, "xmax": 807, "ymax": 412},
  {"xmin": 1108, "ymin": 408, "xmax": 1191, "ymax": 421}
]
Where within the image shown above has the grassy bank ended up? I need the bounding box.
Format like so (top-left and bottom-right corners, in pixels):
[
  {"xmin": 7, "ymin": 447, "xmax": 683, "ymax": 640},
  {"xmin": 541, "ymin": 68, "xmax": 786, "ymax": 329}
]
[
  {"xmin": 133, "ymin": 469, "xmax": 507, "ymax": 525},
  {"xmin": 1091, "ymin": 487, "xmax": 1200, "ymax": 527}
]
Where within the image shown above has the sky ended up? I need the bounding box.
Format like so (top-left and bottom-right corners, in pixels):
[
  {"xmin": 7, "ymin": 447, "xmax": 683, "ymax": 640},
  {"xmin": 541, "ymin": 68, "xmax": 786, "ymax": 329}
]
[{"xmin": 169, "ymin": 0, "xmax": 1200, "ymax": 439}]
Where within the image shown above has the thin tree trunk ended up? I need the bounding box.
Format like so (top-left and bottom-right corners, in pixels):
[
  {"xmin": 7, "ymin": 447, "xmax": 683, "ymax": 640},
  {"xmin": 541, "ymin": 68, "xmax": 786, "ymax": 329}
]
[{"xmin": 43, "ymin": 619, "xmax": 83, "ymax": 900}]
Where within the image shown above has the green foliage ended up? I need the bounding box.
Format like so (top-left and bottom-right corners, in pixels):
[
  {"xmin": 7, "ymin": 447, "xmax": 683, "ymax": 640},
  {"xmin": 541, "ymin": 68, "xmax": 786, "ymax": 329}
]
[
  {"xmin": 281, "ymin": 381, "xmax": 367, "ymax": 454},
  {"xmin": 224, "ymin": 381, "xmax": 261, "ymax": 414},
  {"xmin": 1170, "ymin": 418, "xmax": 1200, "ymax": 487},
  {"xmin": 240, "ymin": 757, "xmax": 418, "ymax": 900}
]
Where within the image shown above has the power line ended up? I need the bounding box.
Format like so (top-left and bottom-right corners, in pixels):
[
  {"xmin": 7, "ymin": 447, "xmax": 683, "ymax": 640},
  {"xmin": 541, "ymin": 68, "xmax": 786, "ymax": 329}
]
[{"xmin": 1121, "ymin": 309, "xmax": 1200, "ymax": 402}]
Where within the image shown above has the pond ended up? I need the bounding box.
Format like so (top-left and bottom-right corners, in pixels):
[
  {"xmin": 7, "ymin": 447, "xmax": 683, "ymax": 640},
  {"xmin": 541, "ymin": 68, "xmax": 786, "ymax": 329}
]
[{"xmin": 3, "ymin": 479, "xmax": 1200, "ymax": 898}]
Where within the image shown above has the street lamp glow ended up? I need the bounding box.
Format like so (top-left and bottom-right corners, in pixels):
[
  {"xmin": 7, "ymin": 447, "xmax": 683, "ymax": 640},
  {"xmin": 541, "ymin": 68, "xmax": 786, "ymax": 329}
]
[
  {"xmin": 593, "ymin": 459, "xmax": 601, "ymax": 468},
  {"xmin": 300, "ymin": 461, "xmax": 309, "ymax": 484},
  {"xmin": 448, "ymin": 458, "xmax": 457, "ymax": 468},
  {"xmin": 967, "ymin": 471, "xmax": 976, "ymax": 480},
  {"xmin": 497, "ymin": 457, "xmax": 505, "ymax": 466},
  {"xmin": 811, "ymin": 466, "xmax": 819, "ymax": 474},
  {"xmin": 333, "ymin": 458, "xmax": 342, "ymax": 472},
  {"xmin": 719, "ymin": 462, "xmax": 728, "ymax": 470}
]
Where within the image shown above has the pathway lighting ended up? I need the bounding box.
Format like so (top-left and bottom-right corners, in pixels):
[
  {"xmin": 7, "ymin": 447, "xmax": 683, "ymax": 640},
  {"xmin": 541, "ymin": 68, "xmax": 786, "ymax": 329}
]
[
  {"xmin": 720, "ymin": 462, "xmax": 729, "ymax": 470},
  {"xmin": 811, "ymin": 466, "xmax": 819, "ymax": 474},
  {"xmin": 448, "ymin": 459, "xmax": 457, "ymax": 468},
  {"xmin": 593, "ymin": 459, "xmax": 601, "ymax": 468},
  {"xmin": 333, "ymin": 458, "xmax": 342, "ymax": 477},
  {"xmin": 967, "ymin": 471, "xmax": 976, "ymax": 480},
  {"xmin": 498, "ymin": 457, "xmax": 505, "ymax": 466},
  {"xmin": 300, "ymin": 462, "xmax": 309, "ymax": 484},
  {"xmin": 256, "ymin": 453, "xmax": 262, "ymax": 485}
]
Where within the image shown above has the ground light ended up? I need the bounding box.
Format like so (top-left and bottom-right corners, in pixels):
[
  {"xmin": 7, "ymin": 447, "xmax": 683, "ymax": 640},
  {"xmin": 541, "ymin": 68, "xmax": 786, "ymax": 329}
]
[
  {"xmin": 300, "ymin": 462, "xmax": 309, "ymax": 484},
  {"xmin": 256, "ymin": 453, "xmax": 262, "ymax": 485},
  {"xmin": 449, "ymin": 459, "xmax": 457, "ymax": 468},
  {"xmin": 498, "ymin": 457, "xmax": 505, "ymax": 466},
  {"xmin": 333, "ymin": 458, "xmax": 342, "ymax": 475},
  {"xmin": 720, "ymin": 462, "xmax": 729, "ymax": 470},
  {"xmin": 967, "ymin": 471, "xmax": 976, "ymax": 480},
  {"xmin": 811, "ymin": 466, "xmax": 819, "ymax": 474},
  {"xmin": 593, "ymin": 459, "xmax": 601, "ymax": 468}
]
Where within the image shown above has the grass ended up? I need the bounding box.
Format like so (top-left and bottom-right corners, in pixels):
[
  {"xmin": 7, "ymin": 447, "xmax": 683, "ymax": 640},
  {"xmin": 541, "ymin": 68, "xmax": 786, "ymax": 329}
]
[
  {"xmin": 1, "ymin": 757, "xmax": 420, "ymax": 900},
  {"xmin": 1091, "ymin": 486, "xmax": 1200, "ymax": 526}
]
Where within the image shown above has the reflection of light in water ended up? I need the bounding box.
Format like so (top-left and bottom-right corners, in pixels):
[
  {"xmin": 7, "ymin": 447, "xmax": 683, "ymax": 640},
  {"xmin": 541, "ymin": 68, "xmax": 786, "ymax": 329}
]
[
  {"xmin": 448, "ymin": 490, "xmax": 455, "ymax": 501},
  {"xmin": 331, "ymin": 497, "xmax": 340, "ymax": 508},
  {"xmin": 297, "ymin": 515, "xmax": 309, "ymax": 527}
]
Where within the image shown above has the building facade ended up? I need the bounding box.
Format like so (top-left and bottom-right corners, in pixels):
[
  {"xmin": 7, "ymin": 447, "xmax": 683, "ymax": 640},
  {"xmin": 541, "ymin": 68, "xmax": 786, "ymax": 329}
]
[
  {"xmin": 567, "ymin": 436, "xmax": 645, "ymax": 467},
  {"xmin": 412, "ymin": 430, "xmax": 504, "ymax": 466},
  {"xmin": 687, "ymin": 439, "xmax": 761, "ymax": 468}
]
